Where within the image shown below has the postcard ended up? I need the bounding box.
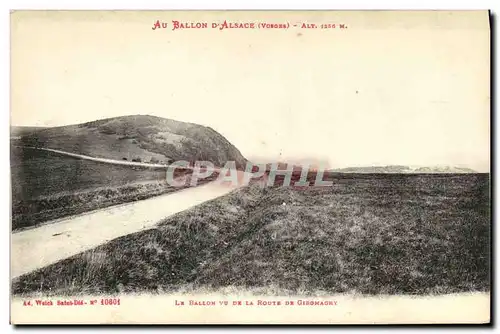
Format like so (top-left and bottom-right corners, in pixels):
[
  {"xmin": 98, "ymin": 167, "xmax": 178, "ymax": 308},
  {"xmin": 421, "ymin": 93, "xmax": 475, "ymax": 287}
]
[{"xmin": 10, "ymin": 10, "xmax": 490, "ymax": 324}]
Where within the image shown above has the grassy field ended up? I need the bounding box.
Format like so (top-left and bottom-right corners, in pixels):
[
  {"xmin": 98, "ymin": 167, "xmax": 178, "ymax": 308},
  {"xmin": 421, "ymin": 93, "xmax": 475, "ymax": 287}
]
[
  {"xmin": 12, "ymin": 173, "xmax": 490, "ymax": 296},
  {"xmin": 11, "ymin": 146, "xmax": 215, "ymax": 231}
]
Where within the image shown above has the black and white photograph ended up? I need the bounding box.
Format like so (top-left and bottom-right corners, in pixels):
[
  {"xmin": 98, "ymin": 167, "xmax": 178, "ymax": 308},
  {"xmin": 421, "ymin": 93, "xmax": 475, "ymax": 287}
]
[{"xmin": 9, "ymin": 10, "xmax": 491, "ymax": 324}]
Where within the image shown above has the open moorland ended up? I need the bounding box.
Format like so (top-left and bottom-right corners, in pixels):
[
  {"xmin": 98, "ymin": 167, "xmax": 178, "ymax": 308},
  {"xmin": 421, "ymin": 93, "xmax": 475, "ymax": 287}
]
[{"xmin": 12, "ymin": 173, "xmax": 490, "ymax": 296}]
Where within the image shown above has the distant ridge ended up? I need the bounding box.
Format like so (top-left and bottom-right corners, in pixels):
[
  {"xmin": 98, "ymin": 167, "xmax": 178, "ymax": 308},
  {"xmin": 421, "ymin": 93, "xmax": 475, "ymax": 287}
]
[
  {"xmin": 330, "ymin": 165, "xmax": 478, "ymax": 174},
  {"xmin": 252, "ymin": 162, "xmax": 478, "ymax": 174}
]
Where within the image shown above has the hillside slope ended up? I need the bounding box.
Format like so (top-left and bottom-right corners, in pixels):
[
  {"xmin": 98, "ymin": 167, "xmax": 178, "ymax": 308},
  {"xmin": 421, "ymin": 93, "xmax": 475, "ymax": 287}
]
[
  {"xmin": 10, "ymin": 126, "xmax": 48, "ymax": 138},
  {"xmin": 15, "ymin": 115, "xmax": 248, "ymax": 168}
]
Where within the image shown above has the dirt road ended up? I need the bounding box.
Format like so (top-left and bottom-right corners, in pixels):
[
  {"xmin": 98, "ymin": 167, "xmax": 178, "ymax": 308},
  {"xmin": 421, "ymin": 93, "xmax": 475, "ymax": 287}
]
[{"xmin": 11, "ymin": 180, "xmax": 242, "ymax": 278}]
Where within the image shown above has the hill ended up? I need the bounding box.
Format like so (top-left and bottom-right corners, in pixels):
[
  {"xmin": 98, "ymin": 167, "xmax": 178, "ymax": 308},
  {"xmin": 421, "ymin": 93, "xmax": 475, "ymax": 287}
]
[{"xmin": 14, "ymin": 115, "xmax": 248, "ymax": 168}]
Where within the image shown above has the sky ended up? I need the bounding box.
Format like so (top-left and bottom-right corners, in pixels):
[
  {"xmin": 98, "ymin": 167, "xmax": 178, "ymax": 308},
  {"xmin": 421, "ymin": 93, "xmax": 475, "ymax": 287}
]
[{"xmin": 10, "ymin": 11, "xmax": 490, "ymax": 171}]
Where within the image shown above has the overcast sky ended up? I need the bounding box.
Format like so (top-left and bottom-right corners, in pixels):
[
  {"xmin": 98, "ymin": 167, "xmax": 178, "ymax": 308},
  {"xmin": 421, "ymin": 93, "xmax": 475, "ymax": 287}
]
[{"xmin": 11, "ymin": 11, "xmax": 490, "ymax": 171}]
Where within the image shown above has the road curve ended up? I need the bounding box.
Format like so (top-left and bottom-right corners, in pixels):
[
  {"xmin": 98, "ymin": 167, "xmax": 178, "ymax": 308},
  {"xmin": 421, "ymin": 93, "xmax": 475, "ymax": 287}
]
[{"xmin": 11, "ymin": 180, "xmax": 243, "ymax": 279}]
